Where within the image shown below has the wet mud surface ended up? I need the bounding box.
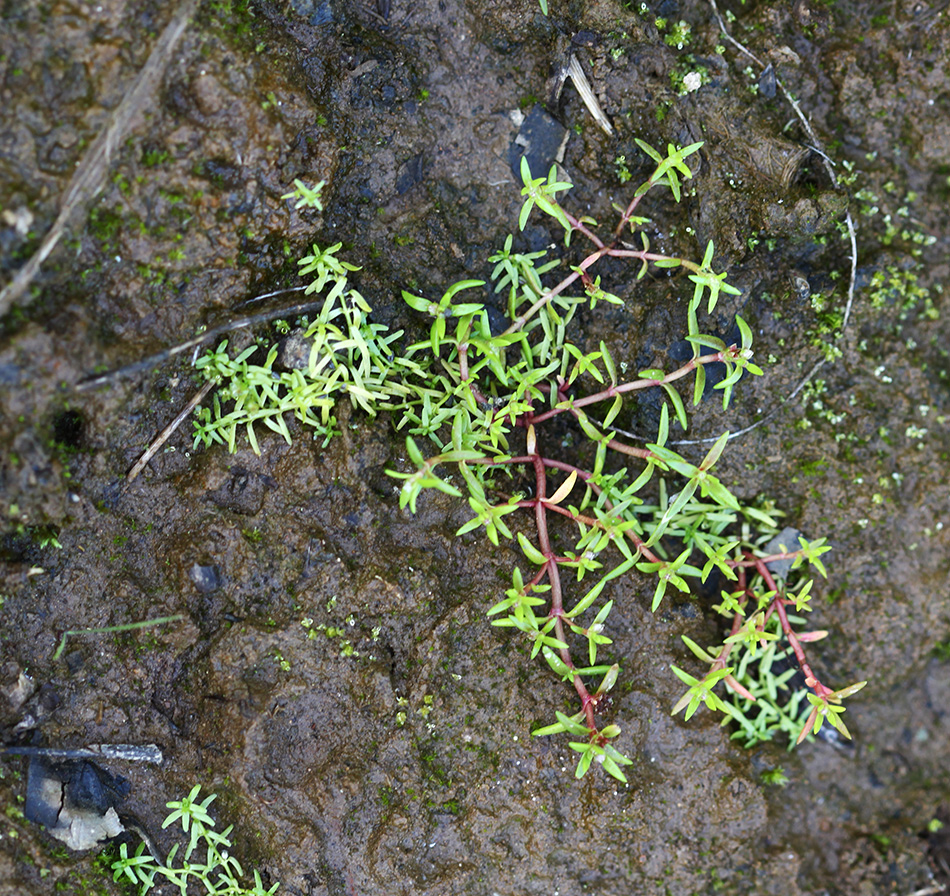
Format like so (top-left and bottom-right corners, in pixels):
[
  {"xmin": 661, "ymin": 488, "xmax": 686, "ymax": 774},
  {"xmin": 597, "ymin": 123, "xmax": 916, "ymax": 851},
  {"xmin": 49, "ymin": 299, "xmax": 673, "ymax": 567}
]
[{"xmin": 1, "ymin": 0, "xmax": 949, "ymax": 894}]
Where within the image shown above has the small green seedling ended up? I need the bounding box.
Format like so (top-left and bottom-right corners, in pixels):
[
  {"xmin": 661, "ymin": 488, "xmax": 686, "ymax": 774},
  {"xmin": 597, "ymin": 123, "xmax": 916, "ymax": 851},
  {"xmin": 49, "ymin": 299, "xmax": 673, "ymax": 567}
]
[{"xmin": 111, "ymin": 785, "xmax": 279, "ymax": 895}]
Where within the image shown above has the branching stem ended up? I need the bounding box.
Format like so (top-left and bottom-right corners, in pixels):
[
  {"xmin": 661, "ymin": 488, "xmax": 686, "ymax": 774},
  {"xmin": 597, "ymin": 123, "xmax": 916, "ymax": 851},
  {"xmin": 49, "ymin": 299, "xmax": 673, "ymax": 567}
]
[
  {"xmin": 526, "ymin": 435, "xmax": 598, "ymax": 730},
  {"xmin": 752, "ymin": 557, "xmax": 833, "ymax": 698}
]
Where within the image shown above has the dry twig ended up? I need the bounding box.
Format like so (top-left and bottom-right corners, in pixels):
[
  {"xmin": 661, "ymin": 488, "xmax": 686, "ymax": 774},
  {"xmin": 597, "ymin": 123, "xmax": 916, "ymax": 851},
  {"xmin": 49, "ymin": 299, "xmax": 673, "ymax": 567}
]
[
  {"xmin": 126, "ymin": 380, "xmax": 214, "ymax": 482},
  {"xmin": 0, "ymin": 0, "xmax": 200, "ymax": 318}
]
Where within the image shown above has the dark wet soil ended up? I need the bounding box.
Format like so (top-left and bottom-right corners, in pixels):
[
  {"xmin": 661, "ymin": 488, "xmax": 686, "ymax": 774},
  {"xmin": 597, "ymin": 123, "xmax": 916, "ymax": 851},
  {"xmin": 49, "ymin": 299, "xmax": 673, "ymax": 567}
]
[{"xmin": 1, "ymin": 1, "xmax": 950, "ymax": 894}]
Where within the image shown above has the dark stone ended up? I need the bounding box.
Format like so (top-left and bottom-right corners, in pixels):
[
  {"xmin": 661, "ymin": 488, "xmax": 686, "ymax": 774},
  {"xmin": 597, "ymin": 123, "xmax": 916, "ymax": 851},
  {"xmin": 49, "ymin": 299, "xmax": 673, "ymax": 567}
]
[
  {"xmin": 207, "ymin": 468, "xmax": 273, "ymax": 516},
  {"xmin": 189, "ymin": 563, "xmax": 223, "ymax": 594},
  {"xmin": 509, "ymin": 105, "xmax": 568, "ymax": 181}
]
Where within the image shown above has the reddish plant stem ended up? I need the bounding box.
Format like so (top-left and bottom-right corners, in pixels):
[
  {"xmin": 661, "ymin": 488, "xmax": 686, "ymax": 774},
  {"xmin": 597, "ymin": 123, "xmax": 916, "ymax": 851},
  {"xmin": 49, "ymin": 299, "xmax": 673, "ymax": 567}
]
[
  {"xmin": 502, "ymin": 170, "xmax": 703, "ymax": 345},
  {"xmin": 572, "ymin": 350, "xmax": 727, "ymax": 407},
  {"xmin": 604, "ymin": 437, "xmax": 656, "ymax": 459},
  {"xmin": 534, "ymin": 501, "xmax": 664, "ymax": 568},
  {"xmin": 457, "ymin": 339, "xmax": 471, "ymax": 388},
  {"xmin": 527, "ymin": 437, "xmax": 598, "ymax": 731},
  {"xmin": 611, "ymin": 171, "xmax": 665, "ymax": 239},
  {"xmin": 563, "ymin": 209, "xmax": 605, "ymax": 250},
  {"xmin": 536, "ymin": 457, "xmax": 592, "ymax": 478},
  {"xmin": 606, "ymin": 249, "xmax": 703, "ymax": 272},
  {"xmin": 528, "ymin": 350, "xmax": 731, "ymax": 427},
  {"xmin": 504, "ymin": 253, "xmax": 621, "ymax": 340},
  {"xmin": 456, "ymin": 326, "xmax": 495, "ymax": 412},
  {"xmin": 751, "ymin": 557, "xmax": 834, "ymax": 698},
  {"xmin": 526, "ymin": 384, "xmax": 656, "ymax": 459},
  {"xmin": 613, "ymin": 196, "xmax": 647, "ymax": 239},
  {"xmin": 710, "ymin": 575, "xmax": 748, "ymax": 674},
  {"xmin": 511, "ymin": 460, "xmax": 666, "ymax": 568},
  {"xmin": 728, "ymin": 549, "xmax": 807, "ymax": 568},
  {"xmin": 710, "ymin": 568, "xmax": 760, "ymax": 701}
]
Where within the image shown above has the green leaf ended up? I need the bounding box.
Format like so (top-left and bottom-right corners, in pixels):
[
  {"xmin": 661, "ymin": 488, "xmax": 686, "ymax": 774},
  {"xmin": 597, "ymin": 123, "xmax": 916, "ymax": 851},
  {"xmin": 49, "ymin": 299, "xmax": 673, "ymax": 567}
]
[
  {"xmin": 646, "ymin": 479, "xmax": 698, "ymax": 546},
  {"xmin": 533, "ymin": 710, "xmax": 587, "ymax": 737},
  {"xmin": 595, "ymin": 663, "xmax": 620, "ymax": 696},
  {"xmin": 601, "ymin": 755, "xmax": 628, "ymax": 783},
  {"xmin": 440, "ymin": 279, "xmax": 487, "ymax": 306},
  {"xmin": 634, "ymin": 138, "xmax": 663, "ymax": 164},
  {"xmin": 656, "ymin": 401, "xmax": 670, "ymax": 446},
  {"xmin": 670, "ymin": 664, "xmax": 700, "ymax": 689},
  {"xmin": 828, "ymin": 680, "xmax": 867, "ymax": 701},
  {"xmin": 699, "ymin": 430, "xmax": 730, "ymax": 471},
  {"xmin": 736, "ymin": 314, "xmax": 753, "ymax": 349},
  {"xmin": 403, "ymin": 290, "xmax": 434, "ymax": 314},
  {"xmin": 574, "ymin": 746, "xmax": 594, "ymax": 778},
  {"xmin": 603, "ymin": 394, "xmax": 623, "ymax": 429},
  {"xmin": 701, "ymin": 475, "xmax": 740, "ymax": 511},
  {"xmin": 661, "ymin": 383, "xmax": 688, "ymax": 430},
  {"xmin": 686, "ymin": 333, "xmax": 727, "ymax": 352},
  {"xmin": 651, "ymin": 577, "xmax": 668, "ymax": 612},
  {"xmin": 681, "ymin": 635, "xmax": 717, "ymax": 663},
  {"xmin": 405, "ymin": 436, "xmax": 425, "ymax": 467},
  {"xmin": 567, "ymin": 577, "xmax": 607, "ymax": 618},
  {"xmin": 517, "ymin": 532, "xmax": 549, "ymax": 566},
  {"xmin": 601, "ymin": 341, "xmax": 617, "ymax": 384},
  {"xmin": 542, "ymin": 645, "xmax": 575, "ymax": 680},
  {"xmin": 555, "ymin": 710, "xmax": 591, "ymax": 736},
  {"xmin": 692, "ymin": 363, "xmax": 706, "ymax": 406}
]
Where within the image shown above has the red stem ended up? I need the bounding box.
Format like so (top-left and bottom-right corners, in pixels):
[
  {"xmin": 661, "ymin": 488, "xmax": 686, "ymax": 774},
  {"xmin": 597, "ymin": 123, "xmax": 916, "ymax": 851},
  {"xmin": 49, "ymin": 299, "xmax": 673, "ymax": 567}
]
[
  {"xmin": 528, "ymin": 350, "xmax": 730, "ymax": 428},
  {"xmin": 500, "ymin": 268, "xmax": 585, "ymax": 338},
  {"xmin": 527, "ymin": 435, "xmax": 598, "ymax": 731},
  {"xmin": 564, "ymin": 209, "xmax": 605, "ymax": 250},
  {"xmin": 727, "ymin": 549, "xmax": 807, "ymax": 569},
  {"xmin": 751, "ymin": 556, "xmax": 833, "ymax": 698}
]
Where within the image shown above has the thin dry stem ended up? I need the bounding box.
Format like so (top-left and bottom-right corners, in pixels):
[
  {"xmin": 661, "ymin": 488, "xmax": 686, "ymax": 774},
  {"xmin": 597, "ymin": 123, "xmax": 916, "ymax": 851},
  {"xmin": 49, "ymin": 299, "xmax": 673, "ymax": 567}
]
[
  {"xmin": 0, "ymin": 0, "xmax": 201, "ymax": 318},
  {"xmin": 126, "ymin": 380, "xmax": 215, "ymax": 483}
]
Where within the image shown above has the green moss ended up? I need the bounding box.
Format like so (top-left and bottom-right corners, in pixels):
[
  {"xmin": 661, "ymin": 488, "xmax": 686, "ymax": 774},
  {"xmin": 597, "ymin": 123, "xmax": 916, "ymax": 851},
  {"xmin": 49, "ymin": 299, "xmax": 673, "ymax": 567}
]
[{"xmin": 87, "ymin": 206, "xmax": 126, "ymax": 242}]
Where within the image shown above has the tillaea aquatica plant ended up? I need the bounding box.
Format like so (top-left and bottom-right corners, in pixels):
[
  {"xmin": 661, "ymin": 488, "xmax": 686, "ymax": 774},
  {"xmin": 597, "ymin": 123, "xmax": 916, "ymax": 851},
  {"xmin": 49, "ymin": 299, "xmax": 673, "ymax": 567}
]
[{"xmin": 192, "ymin": 141, "xmax": 866, "ymax": 782}]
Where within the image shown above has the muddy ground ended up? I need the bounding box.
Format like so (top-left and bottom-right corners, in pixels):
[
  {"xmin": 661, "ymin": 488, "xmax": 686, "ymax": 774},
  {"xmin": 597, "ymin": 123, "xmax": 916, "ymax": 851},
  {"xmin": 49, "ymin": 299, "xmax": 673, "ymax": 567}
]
[{"xmin": 1, "ymin": 0, "xmax": 949, "ymax": 894}]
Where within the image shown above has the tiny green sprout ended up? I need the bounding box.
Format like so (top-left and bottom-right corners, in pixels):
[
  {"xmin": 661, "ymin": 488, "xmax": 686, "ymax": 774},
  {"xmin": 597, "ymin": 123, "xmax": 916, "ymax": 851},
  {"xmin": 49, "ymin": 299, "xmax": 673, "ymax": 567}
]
[
  {"xmin": 615, "ymin": 155, "xmax": 632, "ymax": 184},
  {"xmin": 518, "ymin": 157, "xmax": 572, "ymax": 233},
  {"xmin": 162, "ymin": 783, "xmax": 216, "ymax": 836},
  {"xmin": 37, "ymin": 531, "xmax": 62, "ymax": 549},
  {"xmin": 110, "ymin": 785, "xmax": 279, "ymax": 895},
  {"xmin": 724, "ymin": 610, "xmax": 779, "ymax": 656},
  {"xmin": 761, "ymin": 766, "xmax": 790, "ymax": 787},
  {"xmin": 111, "ymin": 842, "xmax": 156, "ymax": 888},
  {"xmin": 663, "ymin": 19, "xmax": 691, "ymax": 49},
  {"xmin": 796, "ymin": 680, "xmax": 867, "ymax": 744},
  {"xmin": 281, "ymin": 178, "xmax": 325, "ymax": 211},
  {"xmin": 671, "ymin": 666, "xmax": 735, "ymax": 720},
  {"xmin": 632, "ymin": 138, "xmax": 703, "ymax": 201},
  {"xmin": 569, "ymin": 735, "xmax": 633, "ymax": 783}
]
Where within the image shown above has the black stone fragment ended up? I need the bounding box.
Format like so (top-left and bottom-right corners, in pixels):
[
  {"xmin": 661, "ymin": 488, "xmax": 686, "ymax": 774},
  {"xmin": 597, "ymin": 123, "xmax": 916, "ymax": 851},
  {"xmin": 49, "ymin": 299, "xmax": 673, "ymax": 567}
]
[
  {"xmin": 23, "ymin": 756, "xmax": 130, "ymax": 849},
  {"xmin": 189, "ymin": 563, "xmax": 223, "ymax": 594},
  {"xmin": 509, "ymin": 105, "xmax": 569, "ymax": 181}
]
